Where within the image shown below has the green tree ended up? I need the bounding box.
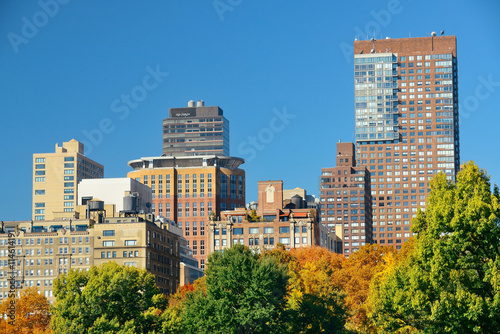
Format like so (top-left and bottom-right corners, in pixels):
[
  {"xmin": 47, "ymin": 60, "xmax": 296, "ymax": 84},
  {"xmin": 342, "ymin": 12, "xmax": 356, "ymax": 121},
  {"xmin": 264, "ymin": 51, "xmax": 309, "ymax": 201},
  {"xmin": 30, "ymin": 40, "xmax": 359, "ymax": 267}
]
[
  {"xmin": 246, "ymin": 209, "xmax": 261, "ymax": 222},
  {"xmin": 369, "ymin": 162, "xmax": 500, "ymax": 333},
  {"xmin": 51, "ymin": 262, "xmax": 167, "ymax": 334},
  {"xmin": 179, "ymin": 244, "xmax": 288, "ymax": 333}
]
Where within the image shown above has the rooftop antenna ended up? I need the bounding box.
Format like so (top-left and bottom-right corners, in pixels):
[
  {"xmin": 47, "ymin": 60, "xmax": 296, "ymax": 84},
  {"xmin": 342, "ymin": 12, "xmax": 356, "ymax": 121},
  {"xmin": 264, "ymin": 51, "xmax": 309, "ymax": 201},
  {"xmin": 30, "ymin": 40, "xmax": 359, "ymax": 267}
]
[{"xmin": 431, "ymin": 31, "xmax": 436, "ymax": 51}]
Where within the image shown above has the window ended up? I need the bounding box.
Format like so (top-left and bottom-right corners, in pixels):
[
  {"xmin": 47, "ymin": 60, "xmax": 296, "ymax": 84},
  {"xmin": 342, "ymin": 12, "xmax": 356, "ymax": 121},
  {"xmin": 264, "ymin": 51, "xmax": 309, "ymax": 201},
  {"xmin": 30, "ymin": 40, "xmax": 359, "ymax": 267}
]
[
  {"xmin": 64, "ymin": 157, "xmax": 74, "ymax": 161},
  {"xmin": 264, "ymin": 227, "xmax": 274, "ymax": 234},
  {"xmin": 35, "ymin": 158, "xmax": 45, "ymax": 163},
  {"xmin": 35, "ymin": 177, "xmax": 45, "ymax": 182},
  {"xmin": 279, "ymin": 237, "xmax": 290, "ymax": 245},
  {"xmin": 249, "ymin": 227, "xmax": 259, "ymax": 234},
  {"xmin": 35, "ymin": 190, "xmax": 45, "ymax": 195},
  {"xmin": 124, "ymin": 240, "xmax": 137, "ymax": 246},
  {"xmin": 35, "ymin": 202, "xmax": 45, "ymax": 208},
  {"xmin": 64, "ymin": 182, "xmax": 74, "ymax": 187},
  {"xmin": 35, "ymin": 164, "xmax": 45, "ymax": 169},
  {"xmin": 233, "ymin": 228, "xmax": 243, "ymax": 235},
  {"xmin": 103, "ymin": 241, "xmax": 115, "ymax": 247},
  {"xmin": 279, "ymin": 226, "xmax": 290, "ymax": 234}
]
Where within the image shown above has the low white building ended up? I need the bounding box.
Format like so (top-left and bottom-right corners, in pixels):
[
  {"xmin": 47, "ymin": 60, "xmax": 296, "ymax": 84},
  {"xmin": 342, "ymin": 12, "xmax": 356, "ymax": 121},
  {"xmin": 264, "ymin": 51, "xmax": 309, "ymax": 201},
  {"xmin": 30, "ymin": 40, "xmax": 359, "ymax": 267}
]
[{"xmin": 78, "ymin": 178, "xmax": 152, "ymax": 213}]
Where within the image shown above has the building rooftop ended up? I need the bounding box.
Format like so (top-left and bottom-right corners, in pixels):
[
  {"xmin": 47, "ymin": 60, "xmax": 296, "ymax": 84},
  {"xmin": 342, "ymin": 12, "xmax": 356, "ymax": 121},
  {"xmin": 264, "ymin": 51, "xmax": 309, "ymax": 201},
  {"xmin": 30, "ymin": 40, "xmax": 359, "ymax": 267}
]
[{"xmin": 128, "ymin": 155, "xmax": 244, "ymax": 170}]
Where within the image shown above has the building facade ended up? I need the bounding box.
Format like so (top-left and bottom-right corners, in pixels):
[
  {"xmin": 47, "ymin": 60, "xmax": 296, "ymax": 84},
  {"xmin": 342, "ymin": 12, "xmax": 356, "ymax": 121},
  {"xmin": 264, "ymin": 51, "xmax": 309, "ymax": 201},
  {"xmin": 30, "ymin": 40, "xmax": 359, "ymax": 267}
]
[
  {"xmin": 32, "ymin": 139, "xmax": 104, "ymax": 221},
  {"xmin": 320, "ymin": 142, "xmax": 372, "ymax": 256},
  {"xmin": 78, "ymin": 178, "xmax": 152, "ymax": 214},
  {"xmin": 208, "ymin": 180, "xmax": 341, "ymax": 255},
  {"xmin": 0, "ymin": 214, "xmax": 181, "ymax": 303},
  {"xmin": 353, "ymin": 35, "xmax": 459, "ymax": 248},
  {"xmin": 127, "ymin": 155, "xmax": 245, "ymax": 269},
  {"xmin": 163, "ymin": 100, "xmax": 230, "ymax": 157}
]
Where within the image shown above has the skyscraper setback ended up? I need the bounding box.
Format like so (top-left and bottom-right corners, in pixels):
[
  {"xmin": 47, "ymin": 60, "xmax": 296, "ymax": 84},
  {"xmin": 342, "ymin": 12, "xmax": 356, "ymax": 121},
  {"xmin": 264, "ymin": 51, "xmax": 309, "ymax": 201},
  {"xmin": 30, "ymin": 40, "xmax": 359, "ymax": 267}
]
[{"xmin": 353, "ymin": 35, "xmax": 459, "ymax": 248}]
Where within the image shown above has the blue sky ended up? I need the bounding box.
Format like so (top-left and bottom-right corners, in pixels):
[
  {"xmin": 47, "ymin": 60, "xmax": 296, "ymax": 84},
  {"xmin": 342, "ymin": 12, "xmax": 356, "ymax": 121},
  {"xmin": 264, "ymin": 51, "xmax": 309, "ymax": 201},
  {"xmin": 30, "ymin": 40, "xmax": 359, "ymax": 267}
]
[{"xmin": 1, "ymin": 1, "xmax": 499, "ymax": 221}]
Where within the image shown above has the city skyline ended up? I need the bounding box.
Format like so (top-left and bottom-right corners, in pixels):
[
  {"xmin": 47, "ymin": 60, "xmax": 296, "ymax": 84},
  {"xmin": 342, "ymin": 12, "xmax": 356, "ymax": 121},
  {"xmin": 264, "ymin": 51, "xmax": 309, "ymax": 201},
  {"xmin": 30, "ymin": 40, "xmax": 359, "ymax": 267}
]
[{"xmin": 1, "ymin": 1, "xmax": 500, "ymax": 221}]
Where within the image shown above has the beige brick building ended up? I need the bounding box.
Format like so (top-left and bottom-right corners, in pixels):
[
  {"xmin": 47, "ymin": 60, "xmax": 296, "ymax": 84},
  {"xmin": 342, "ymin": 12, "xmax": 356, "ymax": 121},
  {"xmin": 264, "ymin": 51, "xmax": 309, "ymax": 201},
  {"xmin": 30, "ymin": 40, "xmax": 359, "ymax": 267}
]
[
  {"xmin": 0, "ymin": 214, "xmax": 181, "ymax": 303},
  {"xmin": 32, "ymin": 139, "xmax": 104, "ymax": 221}
]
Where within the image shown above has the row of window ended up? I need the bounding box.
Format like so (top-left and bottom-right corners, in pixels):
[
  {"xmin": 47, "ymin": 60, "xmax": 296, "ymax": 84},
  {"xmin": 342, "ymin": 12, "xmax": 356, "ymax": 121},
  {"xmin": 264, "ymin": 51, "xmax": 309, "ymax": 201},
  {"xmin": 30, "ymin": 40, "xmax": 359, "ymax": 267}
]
[
  {"xmin": 101, "ymin": 251, "xmax": 139, "ymax": 258},
  {"xmin": 102, "ymin": 240, "xmax": 137, "ymax": 247},
  {"xmin": 0, "ymin": 236, "xmax": 90, "ymax": 246},
  {"xmin": 181, "ymin": 221, "xmax": 205, "ymax": 237}
]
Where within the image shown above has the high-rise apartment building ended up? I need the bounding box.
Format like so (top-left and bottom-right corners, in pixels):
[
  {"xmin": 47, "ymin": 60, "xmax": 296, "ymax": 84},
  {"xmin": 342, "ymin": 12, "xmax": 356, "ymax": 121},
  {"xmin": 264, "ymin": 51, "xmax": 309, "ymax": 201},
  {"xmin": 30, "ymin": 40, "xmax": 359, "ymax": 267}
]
[
  {"xmin": 353, "ymin": 35, "xmax": 459, "ymax": 248},
  {"xmin": 320, "ymin": 142, "xmax": 372, "ymax": 256},
  {"xmin": 127, "ymin": 155, "xmax": 245, "ymax": 269},
  {"xmin": 163, "ymin": 100, "xmax": 230, "ymax": 157},
  {"xmin": 32, "ymin": 139, "xmax": 104, "ymax": 221}
]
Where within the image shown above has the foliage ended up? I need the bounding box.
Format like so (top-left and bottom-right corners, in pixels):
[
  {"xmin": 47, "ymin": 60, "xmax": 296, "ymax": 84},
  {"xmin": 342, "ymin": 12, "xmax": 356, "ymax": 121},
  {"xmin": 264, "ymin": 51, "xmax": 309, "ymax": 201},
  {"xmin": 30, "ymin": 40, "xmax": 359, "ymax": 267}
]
[
  {"xmin": 173, "ymin": 244, "xmax": 289, "ymax": 333},
  {"xmin": 51, "ymin": 262, "xmax": 167, "ymax": 334},
  {"xmin": 368, "ymin": 162, "xmax": 500, "ymax": 333},
  {"xmin": 286, "ymin": 246, "xmax": 348, "ymax": 333},
  {"xmin": 160, "ymin": 278, "xmax": 205, "ymax": 334},
  {"xmin": 0, "ymin": 286, "xmax": 51, "ymax": 334},
  {"xmin": 339, "ymin": 244, "xmax": 395, "ymax": 333},
  {"xmin": 246, "ymin": 209, "xmax": 261, "ymax": 222}
]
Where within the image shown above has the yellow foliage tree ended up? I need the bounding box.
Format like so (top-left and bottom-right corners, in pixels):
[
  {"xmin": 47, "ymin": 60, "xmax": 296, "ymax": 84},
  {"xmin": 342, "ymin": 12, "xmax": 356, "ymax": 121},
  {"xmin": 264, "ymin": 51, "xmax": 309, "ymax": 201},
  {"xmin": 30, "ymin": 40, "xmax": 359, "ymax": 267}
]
[{"xmin": 0, "ymin": 286, "xmax": 51, "ymax": 334}]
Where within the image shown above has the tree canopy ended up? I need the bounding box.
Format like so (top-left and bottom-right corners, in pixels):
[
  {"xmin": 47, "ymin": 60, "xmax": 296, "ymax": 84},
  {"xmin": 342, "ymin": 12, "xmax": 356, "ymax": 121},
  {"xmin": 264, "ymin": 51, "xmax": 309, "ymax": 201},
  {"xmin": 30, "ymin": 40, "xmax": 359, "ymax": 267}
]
[
  {"xmin": 178, "ymin": 243, "xmax": 289, "ymax": 334},
  {"xmin": 51, "ymin": 262, "xmax": 167, "ymax": 334},
  {"xmin": 369, "ymin": 162, "xmax": 500, "ymax": 333},
  {"xmin": 0, "ymin": 286, "xmax": 51, "ymax": 334}
]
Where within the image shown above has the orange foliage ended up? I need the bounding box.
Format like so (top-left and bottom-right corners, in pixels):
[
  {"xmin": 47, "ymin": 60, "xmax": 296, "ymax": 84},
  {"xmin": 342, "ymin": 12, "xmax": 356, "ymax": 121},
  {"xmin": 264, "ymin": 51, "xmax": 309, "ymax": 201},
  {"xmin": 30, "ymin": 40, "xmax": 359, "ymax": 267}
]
[
  {"xmin": 167, "ymin": 277, "xmax": 206, "ymax": 308},
  {"xmin": 338, "ymin": 244, "xmax": 396, "ymax": 332},
  {"xmin": 288, "ymin": 246, "xmax": 345, "ymax": 297},
  {"xmin": 0, "ymin": 287, "xmax": 51, "ymax": 334},
  {"xmin": 261, "ymin": 243, "xmax": 295, "ymax": 265}
]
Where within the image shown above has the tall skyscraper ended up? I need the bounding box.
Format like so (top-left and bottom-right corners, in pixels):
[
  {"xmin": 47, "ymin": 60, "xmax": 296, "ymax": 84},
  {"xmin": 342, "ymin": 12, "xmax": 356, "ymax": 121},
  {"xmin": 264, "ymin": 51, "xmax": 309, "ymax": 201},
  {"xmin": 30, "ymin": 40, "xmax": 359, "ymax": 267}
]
[
  {"xmin": 320, "ymin": 142, "xmax": 372, "ymax": 256},
  {"xmin": 353, "ymin": 35, "xmax": 459, "ymax": 248},
  {"xmin": 162, "ymin": 100, "xmax": 230, "ymax": 157},
  {"xmin": 32, "ymin": 139, "xmax": 104, "ymax": 221}
]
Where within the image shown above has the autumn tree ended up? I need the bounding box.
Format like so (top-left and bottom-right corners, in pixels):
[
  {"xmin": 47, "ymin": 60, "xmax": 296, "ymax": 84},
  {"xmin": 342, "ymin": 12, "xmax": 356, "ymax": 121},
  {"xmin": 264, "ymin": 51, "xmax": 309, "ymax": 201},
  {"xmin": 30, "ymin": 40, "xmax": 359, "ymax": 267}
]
[
  {"xmin": 0, "ymin": 286, "xmax": 51, "ymax": 334},
  {"xmin": 286, "ymin": 246, "xmax": 348, "ymax": 333},
  {"xmin": 338, "ymin": 244, "xmax": 395, "ymax": 333},
  {"xmin": 178, "ymin": 244, "xmax": 289, "ymax": 333},
  {"xmin": 369, "ymin": 162, "xmax": 500, "ymax": 333},
  {"xmin": 160, "ymin": 278, "xmax": 205, "ymax": 334},
  {"xmin": 51, "ymin": 262, "xmax": 167, "ymax": 334}
]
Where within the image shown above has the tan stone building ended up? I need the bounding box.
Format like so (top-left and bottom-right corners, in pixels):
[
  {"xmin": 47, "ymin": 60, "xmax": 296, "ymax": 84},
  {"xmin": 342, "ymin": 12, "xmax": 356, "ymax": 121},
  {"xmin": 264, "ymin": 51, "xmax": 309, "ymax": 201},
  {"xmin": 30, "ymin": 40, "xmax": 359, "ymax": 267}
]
[
  {"xmin": 0, "ymin": 214, "xmax": 181, "ymax": 303},
  {"xmin": 32, "ymin": 139, "xmax": 104, "ymax": 221},
  {"xmin": 208, "ymin": 181, "xmax": 341, "ymax": 255}
]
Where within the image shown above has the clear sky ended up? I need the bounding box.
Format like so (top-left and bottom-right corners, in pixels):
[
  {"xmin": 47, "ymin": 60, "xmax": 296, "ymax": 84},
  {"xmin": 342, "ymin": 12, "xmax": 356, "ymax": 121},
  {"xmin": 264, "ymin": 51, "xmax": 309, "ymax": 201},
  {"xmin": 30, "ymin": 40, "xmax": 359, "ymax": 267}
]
[{"xmin": 1, "ymin": 1, "xmax": 499, "ymax": 221}]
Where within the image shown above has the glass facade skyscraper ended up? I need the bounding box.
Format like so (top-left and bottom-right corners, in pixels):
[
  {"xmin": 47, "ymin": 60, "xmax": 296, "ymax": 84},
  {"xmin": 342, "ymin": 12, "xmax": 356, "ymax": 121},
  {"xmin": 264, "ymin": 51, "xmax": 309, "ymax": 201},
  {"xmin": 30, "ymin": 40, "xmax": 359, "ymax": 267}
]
[{"xmin": 353, "ymin": 36, "xmax": 459, "ymax": 249}]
